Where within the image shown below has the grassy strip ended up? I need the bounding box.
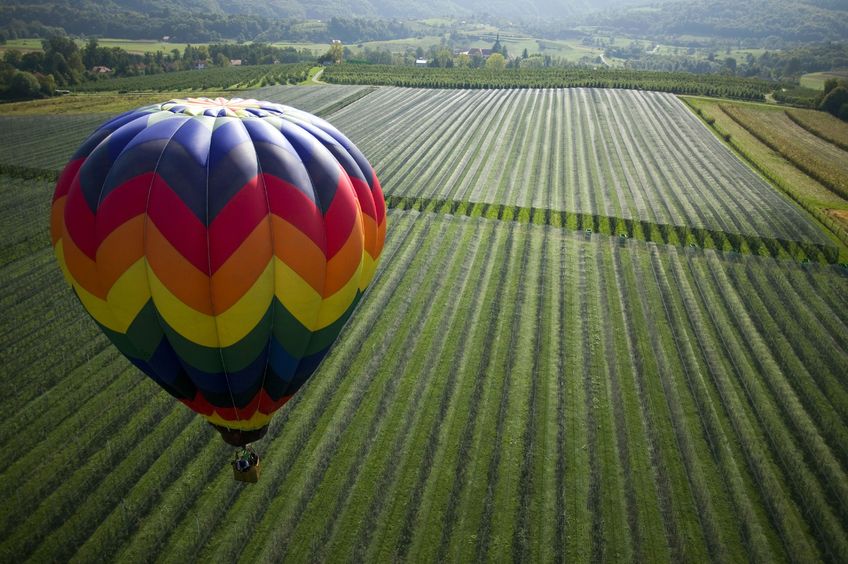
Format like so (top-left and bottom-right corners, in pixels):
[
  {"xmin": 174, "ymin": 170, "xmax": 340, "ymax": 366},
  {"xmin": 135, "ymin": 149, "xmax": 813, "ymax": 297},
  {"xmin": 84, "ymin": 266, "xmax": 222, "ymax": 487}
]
[
  {"xmin": 667, "ymin": 249, "xmax": 787, "ymax": 561},
  {"xmin": 719, "ymin": 104, "xmax": 848, "ymax": 202},
  {"xmin": 384, "ymin": 194, "xmax": 837, "ymax": 263},
  {"xmin": 628, "ymin": 245, "xmax": 714, "ymax": 560},
  {"xmin": 512, "ymin": 226, "xmax": 548, "ymax": 561},
  {"xmin": 585, "ymin": 240, "xmax": 635, "ymax": 561},
  {"xmin": 194, "ymin": 214, "xmax": 435, "ymax": 562},
  {"xmin": 476, "ymin": 225, "xmax": 542, "ymax": 561},
  {"xmin": 66, "ymin": 421, "xmax": 215, "ymax": 562},
  {"xmin": 682, "ymin": 97, "xmax": 848, "ymax": 258},
  {"xmin": 314, "ymin": 85, "xmax": 378, "ymax": 117},
  {"xmin": 0, "ymin": 369, "xmax": 149, "ymax": 524},
  {"xmin": 376, "ymin": 223, "xmax": 512, "ymax": 562},
  {"xmin": 784, "ymin": 108, "xmax": 848, "ymax": 152},
  {"xmin": 599, "ymin": 239, "xmax": 672, "ymax": 562},
  {"xmin": 350, "ymin": 220, "xmax": 505, "ymax": 562},
  {"xmin": 311, "ymin": 218, "xmax": 491, "ymax": 563},
  {"xmin": 646, "ymin": 247, "xmax": 730, "ymax": 561},
  {"xmin": 412, "ymin": 224, "xmax": 521, "ymax": 562},
  {"xmin": 114, "ymin": 432, "xmax": 229, "ymax": 561},
  {"xmin": 245, "ymin": 216, "xmax": 468, "ymax": 562},
  {"xmin": 0, "ymin": 392, "xmax": 178, "ymax": 559},
  {"xmin": 690, "ymin": 252, "xmax": 823, "ymax": 561},
  {"xmin": 701, "ymin": 254, "xmax": 848, "ymax": 559}
]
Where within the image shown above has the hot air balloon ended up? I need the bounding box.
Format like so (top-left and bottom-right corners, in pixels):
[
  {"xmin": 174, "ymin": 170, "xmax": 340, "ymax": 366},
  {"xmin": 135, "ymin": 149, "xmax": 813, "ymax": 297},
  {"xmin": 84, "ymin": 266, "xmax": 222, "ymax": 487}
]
[{"xmin": 50, "ymin": 97, "xmax": 386, "ymax": 458}]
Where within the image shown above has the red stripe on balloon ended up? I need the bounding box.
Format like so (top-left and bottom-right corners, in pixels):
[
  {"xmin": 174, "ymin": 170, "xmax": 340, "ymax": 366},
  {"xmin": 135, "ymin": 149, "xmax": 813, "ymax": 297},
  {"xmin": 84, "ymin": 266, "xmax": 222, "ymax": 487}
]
[
  {"xmin": 63, "ymin": 173, "xmax": 97, "ymax": 259},
  {"xmin": 263, "ymin": 173, "xmax": 326, "ymax": 254},
  {"xmin": 147, "ymin": 173, "xmax": 210, "ymax": 273},
  {"xmin": 180, "ymin": 388, "xmax": 292, "ymax": 421},
  {"xmin": 209, "ymin": 174, "xmax": 267, "ymax": 273},
  {"xmin": 323, "ymin": 166, "xmax": 358, "ymax": 259},
  {"xmin": 95, "ymin": 172, "xmax": 153, "ymax": 248},
  {"xmin": 372, "ymin": 168, "xmax": 386, "ymax": 226}
]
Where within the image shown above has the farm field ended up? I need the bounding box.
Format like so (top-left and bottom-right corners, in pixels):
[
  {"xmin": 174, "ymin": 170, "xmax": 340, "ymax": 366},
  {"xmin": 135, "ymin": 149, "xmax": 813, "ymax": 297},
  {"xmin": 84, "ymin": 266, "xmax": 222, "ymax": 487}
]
[
  {"xmin": 328, "ymin": 86, "xmax": 833, "ymax": 256},
  {"xmin": 786, "ymin": 107, "xmax": 848, "ymax": 152},
  {"xmin": 1, "ymin": 170, "xmax": 847, "ymax": 560},
  {"xmin": 719, "ymin": 103, "xmax": 848, "ymax": 202},
  {"xmin": 685, "ymin": 97, "xmax": 848, "ymax": 251},
  {"xmin": 800, "ymin": 70, "xmax": 848, "ymax": 90},
  {"xmin": 1, "ymin": 81, "xmax": 847, "ymax": 562},
  {"xmin": 0, "ymin": 85, "xmax": 369, "ymax": 174}
]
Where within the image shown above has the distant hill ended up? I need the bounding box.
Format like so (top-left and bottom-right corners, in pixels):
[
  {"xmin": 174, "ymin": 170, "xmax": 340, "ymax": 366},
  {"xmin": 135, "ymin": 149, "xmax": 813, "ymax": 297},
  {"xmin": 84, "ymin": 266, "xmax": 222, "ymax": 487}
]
[
  {"xmin": 1, "ymin": 0, "xmax": 655, "ymax": 21},
  {"xmin": 586, "ymin": 0, "xmax": 848, "ymax": 43}
]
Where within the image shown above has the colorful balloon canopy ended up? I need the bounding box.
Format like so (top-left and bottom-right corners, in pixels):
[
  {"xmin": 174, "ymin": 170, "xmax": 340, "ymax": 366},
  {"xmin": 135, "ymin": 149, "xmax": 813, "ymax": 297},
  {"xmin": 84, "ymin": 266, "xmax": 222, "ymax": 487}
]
[{"xmin": 51, "ymin": 97, "xmax": 386, "ymax": 443}]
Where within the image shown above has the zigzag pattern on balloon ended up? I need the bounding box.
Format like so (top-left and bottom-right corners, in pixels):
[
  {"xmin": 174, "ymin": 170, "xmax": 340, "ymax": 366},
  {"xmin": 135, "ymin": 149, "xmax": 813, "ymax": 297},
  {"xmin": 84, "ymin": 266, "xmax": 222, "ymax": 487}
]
[{"xmin": 52, "ymin": 98, "xmax": 386, "ymax": 430}]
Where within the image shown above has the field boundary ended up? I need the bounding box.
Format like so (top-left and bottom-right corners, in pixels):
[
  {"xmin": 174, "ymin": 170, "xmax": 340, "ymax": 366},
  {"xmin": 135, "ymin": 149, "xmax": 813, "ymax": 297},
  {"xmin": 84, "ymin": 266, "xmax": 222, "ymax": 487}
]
[
  {"xmin": 681, "ymin": 98, "xmax": 848, "ymax": 255},
  {"xmin": 783, "ymin": 110, "xmax": 848, "ymax": 153},
  {"xmin": 384, "ymin": 194, "xmax": 840, "ymax": 264}
]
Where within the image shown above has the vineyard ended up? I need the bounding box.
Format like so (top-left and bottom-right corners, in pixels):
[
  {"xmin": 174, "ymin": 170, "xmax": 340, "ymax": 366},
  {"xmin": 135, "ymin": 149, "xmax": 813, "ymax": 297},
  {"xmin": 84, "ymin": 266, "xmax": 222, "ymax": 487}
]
[
  {"xmin": 0, "ymin": 85, "xmax": 365, "ymax": 175},
  {"xmin": 720, "ymin": 104, "xmax": 848, "ymax": 202},
  {"xmin": 322, "ymin": 65, "xmax": 773, "ymax": 100},
  {"xmin": 328, "ymin": 87, "xmax": 835, "ymax": 259},
  {"xmin": 686, "ymin": 97, "xmax": 848, "ymax": 250},
  {"xmin": 1, "ymin": 82, "xmax": 847, "ymax": 562},
  {"xmin": 74, "ymin": 63, "xmax": 312, "ymax": 92}
]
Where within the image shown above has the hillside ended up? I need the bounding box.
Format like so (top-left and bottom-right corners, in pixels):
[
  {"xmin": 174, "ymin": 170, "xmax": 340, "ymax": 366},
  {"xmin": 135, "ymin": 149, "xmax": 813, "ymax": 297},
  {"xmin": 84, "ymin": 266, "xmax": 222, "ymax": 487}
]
[{"xmin": 586, "ymin": 0, "xmax": 848, "ymax": 43}]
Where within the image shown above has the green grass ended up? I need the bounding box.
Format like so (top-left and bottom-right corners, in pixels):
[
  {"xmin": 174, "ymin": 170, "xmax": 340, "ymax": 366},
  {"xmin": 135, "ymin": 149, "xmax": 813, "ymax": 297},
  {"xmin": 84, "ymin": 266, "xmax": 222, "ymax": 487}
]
[
  {"xmin": 2, "ymin": 178, "xmax": 846, "ymax": 560},
  {"xmin": 800, "ymin": 70, "xmax": 848, "ymax": 91},
  {"xmin": 683, "ymin": 96, "xmax": 848, "ymax": 260},
  {"xmin": 1, "ymin": 83, "xmax": 847, "ymax": 562}
]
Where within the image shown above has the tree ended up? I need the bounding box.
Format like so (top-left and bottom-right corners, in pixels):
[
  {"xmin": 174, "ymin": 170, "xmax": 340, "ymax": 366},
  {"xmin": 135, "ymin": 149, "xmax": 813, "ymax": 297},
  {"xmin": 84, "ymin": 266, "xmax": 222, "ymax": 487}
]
[
  {"xmin": 820, "ymin": 86, "xmax": 848, "ymax": 117},
  {"xmin": 327, "ymin": 40, "xmax": 344, "ymax": 64},
  {"xmin": 215, "ymin": 53, "xmax": 230, "ymax": 66},
  {"xmin": 724, "ymin": 57, "xmax": 737, "ymax": 73},
  {"xmin": 8, "ymin": 70, "xmax": 41, "ymax": 98},
  {"xmin": 486, "ymin": 53, "xmax": 506, "ymax": 70},
  {"xmin": 4, "ymin": 49, "xmax": 22, "ymax": 68},
  {"xmin": 522, "ymin": 48, "xmax": 529, "ymax": 59}
]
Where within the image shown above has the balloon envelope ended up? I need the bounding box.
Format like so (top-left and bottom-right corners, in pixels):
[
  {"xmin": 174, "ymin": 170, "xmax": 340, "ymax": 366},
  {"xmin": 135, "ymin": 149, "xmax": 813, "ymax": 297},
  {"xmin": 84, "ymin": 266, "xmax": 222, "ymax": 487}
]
[{"xmin": 51, "ymin": 97, "xmax": 386, "ymax": 439}]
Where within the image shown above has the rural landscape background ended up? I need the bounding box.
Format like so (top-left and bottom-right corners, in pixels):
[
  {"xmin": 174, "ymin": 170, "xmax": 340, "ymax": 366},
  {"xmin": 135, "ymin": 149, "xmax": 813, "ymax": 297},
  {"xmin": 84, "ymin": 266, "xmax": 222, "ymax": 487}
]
[{"xmin": 1, "ymin": 0, "xmax": 847, "ymax": 562}]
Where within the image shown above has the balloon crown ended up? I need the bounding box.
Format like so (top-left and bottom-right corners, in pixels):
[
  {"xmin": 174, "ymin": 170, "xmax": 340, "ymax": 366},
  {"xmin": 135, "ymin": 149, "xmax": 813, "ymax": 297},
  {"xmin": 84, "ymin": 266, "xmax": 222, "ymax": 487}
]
[{"xmin": 160, "ymin": 97, "xmax": 289, "ymax": 118}]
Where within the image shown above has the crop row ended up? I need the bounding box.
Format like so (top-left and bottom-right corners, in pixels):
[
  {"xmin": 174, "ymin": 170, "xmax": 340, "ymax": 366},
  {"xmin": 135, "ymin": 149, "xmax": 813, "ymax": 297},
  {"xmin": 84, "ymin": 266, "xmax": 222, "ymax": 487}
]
[
  {"xmin": 3, "ymin": 203, "xmax": 846, "ymax": 561},
  {"xmin": 243, "ymin": 84, "xmax": 377, "ymax": 117},
  {"xmin": 785, "ymin": 108, "xmax": 848, "ymax": 153},
  {"xmin": 720, "ymin": 104, "xmax": 848, "ymax": 201},
  {"xmin": 383, "ymin": 194, "xmax": 839, "ymax": 263},
  {"xmin": 330, "ymin": 87, "xmax": 832, "ymax": 248},
  {"xmin": 74, "ymin": 64, "xmax": 312, "ymax": 92},
  {"xmin": 322, "ymin": 65, "xmax": 771, "ymax": 100}
]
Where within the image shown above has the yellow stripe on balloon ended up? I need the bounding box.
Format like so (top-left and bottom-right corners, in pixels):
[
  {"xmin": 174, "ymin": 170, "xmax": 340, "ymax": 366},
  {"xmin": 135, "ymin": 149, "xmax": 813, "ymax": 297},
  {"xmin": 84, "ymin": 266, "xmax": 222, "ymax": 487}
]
[
  {"xmin": 69, "ymin": 256, "xmax": 150, "ymax": 333},
  {"xmin": 202, "ymin": 410, "xmax": 273, "ymax": 430},
  {"xmin": 316, "ymin": 252, "xmax": 364, "ymax": 329},
  {"xmin": 359, "ymin": 252, "xmax": 377, "ymax": 292},
  {"xmin": 147, "ymin": 260, "xmax": 274, "ymax": 347}
]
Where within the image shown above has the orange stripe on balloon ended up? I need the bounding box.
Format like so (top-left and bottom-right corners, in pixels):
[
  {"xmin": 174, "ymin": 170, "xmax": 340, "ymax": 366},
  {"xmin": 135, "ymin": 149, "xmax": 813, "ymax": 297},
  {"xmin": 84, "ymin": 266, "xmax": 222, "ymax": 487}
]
[
  {"xmin": 146, "ymin": 220, "xmax": 215, "ymax": 316},
  {"xmin": 324, "ymin": 218, "xmax": 364, "ymax": 297},
  {"xmin": 95, "ymin": 215, "xmax": 144, "ymax": 293},
  {"xmin": 361, "ymin": 212, "xmax": 377, "ymax": 259},
  {"xmin": 270, "ymin": 216, "xmax": 326, "ymax": 295},
  {"xmin": 211, "ymin": 218, "xmax": 274, "ymax": 312},
  {"xmin": 375, "ymin": 216, "xmax": 387, "ymax": 259},
  {"xmin": 61, "ymin": 223, "xmax": 103, "ymax": 298}
]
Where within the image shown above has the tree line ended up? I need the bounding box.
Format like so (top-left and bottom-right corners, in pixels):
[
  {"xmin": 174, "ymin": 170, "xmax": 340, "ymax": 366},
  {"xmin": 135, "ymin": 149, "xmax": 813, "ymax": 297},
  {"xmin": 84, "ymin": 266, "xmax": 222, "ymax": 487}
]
[{"xmin": 0, "ymin": 39, "xmax": 315, "ymax": 99}]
